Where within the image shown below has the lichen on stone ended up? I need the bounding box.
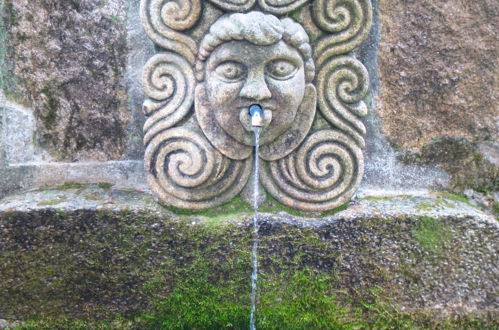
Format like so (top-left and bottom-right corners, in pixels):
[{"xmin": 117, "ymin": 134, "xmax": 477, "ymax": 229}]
[{"xmin": 3, "ymin": 0, "xmax": 130, "ymax": 161}]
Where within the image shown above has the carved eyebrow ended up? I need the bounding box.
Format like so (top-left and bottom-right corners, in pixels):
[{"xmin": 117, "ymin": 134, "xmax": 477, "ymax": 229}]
[
  {"xmin": 264, "ymin": 54, "xmax": 303, "ymax": 67},
  {"xmin": 207, "ymin": 55, "xmax": 246, "ymax": 70}
]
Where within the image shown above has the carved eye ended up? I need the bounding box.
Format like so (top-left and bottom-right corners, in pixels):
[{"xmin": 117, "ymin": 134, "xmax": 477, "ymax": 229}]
[
  {"xmin": 266, "ymin": 60, "xmax": 298, "ymax": 80},
  {"xmin": 214, "ymin": 61, "xmax": 246, "ymax": 81}
]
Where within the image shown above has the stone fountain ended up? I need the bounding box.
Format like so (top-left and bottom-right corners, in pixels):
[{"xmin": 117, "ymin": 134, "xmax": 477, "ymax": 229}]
[
  {"xmin": 0, "ymin": 0, "xmax": 497, "ymax": 327},
  {"xmin": 140, "ymin": 3, "xmax": 371, "ymax": 211}
]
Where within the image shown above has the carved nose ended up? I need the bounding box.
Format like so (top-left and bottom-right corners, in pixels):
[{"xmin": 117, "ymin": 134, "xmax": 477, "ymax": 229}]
[{"xmin": 239, "ymin": 72, "xmax": 271, "ymax": 101}]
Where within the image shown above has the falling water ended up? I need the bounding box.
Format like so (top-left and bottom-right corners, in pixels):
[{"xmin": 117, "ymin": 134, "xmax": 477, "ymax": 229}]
[{"xmin": 249, "ymin": 127, "xmax": 260, "ymax": 330}]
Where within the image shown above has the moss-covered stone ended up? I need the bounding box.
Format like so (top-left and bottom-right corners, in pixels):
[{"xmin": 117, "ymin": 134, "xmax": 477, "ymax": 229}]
[
  {"xmin": 411, "ymin": 216, "xmax": 453, "ymax": 253},
  {"xmin": 0, "ymin": 194, "xmax": 497, "ymax": 327},
  {"xmin": 402, "ymin": 136, "xmax": 498, "ymax": 192}
]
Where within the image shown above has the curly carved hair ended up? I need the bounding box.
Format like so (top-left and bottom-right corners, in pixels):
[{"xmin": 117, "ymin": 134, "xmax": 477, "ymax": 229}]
[{"xmin": 195, "ymin": 11, "xmax": 315, "ymax": 83}]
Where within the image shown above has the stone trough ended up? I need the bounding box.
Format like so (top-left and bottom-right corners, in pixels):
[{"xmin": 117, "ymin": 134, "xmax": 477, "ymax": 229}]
[
  {"xmin": 0, "ymin": 0, "xmax": 497, "ymax": 327},
  {"xmin": 0, "ymin": 184, "xmax": 497, "ymax": 324}
]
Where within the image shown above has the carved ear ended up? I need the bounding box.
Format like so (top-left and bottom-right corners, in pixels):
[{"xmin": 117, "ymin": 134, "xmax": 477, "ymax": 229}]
[{"xmin": 259, "ymin": 84, "xmax": 317, "ymax": 161}]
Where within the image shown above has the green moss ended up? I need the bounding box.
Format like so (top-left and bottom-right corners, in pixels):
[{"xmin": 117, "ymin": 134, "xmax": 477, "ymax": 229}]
[
  {"xmin": 39, "ymin": 87, "xmax": 59, "ymax": 129},
  {"xmin": 53, "ymin": 182, "xmax": 87, "ymax": 190},
  {"xmin": 256, "ymin": 269, "xmax": 363, "ymax": 329},
  {"xmin": 416, "ymin": 196, "xmax": 457, "ymax": 211},
  {"xmin": 110, "ymin": 16, "xmax": 120, "ymax": 25},
  {"xmin": 161, "ymin": 196, "xmax": 253, "ymax": 220},
  {"xmin": 159, "ymin": 192, "xmax": 348, "ymax": 219},
  {"xmin": 83, "ymin": 193, "xmax": 102, "ymax": 201},
  {"xmin": 259, "ymin": 194, "xmax": 348, "ymax": 217},
  {"xmin": 492, "ymin": 202, "xmax": 499, "ymax": 219},
  {"xmin": 13, "ymin": 318, "xmax": 130, "ymax": 330},
  {"xmin": 37, "ymin": 196, "xmax": 68, "ymax": 206},
  {"xmin": 438, "ymin": 192, "xmax": 474, "ymax": 207},
  {"xmin": 0, "ymin": 0, "xmax": 14, "ymax": 94},
  {"xmin": 98, "ymin": 182, "xmax": 113, "ymax": 190},
  {"xmin": 416, "ymin": 201, "xmax": 435, "ymax": 211},
  {"xmin": 412, "ymin": 216, "xmax": 452, "ymax": 253},
  {"xmin": 362, "ymin": 195, "xmax": 412, "ymax": 201},
  {"xmin": 33, "ymin": 182, "xmax": 88, "ymax": 192},
  {"xmin": 287, "ymin": 7, "xmax": 304, "ymax": 23},
  {"xmin": 11, "ymin": 270, "xmax": 497, "ymax": 330},
  {"xmin": 1, "ymin": 210, "xmax": 495, "ymax": 328}
]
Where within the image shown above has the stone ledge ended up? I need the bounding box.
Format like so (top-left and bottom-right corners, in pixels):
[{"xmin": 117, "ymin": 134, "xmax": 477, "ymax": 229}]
[{"xmin": 0, "ymin": 186, "xmax": 497, "ymax": 322}]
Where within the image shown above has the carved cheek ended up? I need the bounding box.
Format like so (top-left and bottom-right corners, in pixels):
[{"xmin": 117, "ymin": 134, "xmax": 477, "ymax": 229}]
[
  {"xmin": 267, "ymin": 69, "xmax": 306, "ymax": 111},
  {"xmin": 206, "ymin": 76, "xmax": 243, "ymax": 108}
]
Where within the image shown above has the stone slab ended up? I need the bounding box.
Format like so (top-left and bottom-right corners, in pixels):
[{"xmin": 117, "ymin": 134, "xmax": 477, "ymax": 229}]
[{"xmin": 0, "ymin": 187, "xmax": 497, "ymax": 321}]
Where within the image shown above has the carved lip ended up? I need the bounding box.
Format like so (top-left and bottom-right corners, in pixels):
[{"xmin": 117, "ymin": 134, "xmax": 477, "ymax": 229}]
[
  {"xmin": 236, "ymin": 103, "xmax": 276, "ymax": 112},
  {"xmin": 239, "ymin": 108, "xmax": 273, "ymax": 133}
]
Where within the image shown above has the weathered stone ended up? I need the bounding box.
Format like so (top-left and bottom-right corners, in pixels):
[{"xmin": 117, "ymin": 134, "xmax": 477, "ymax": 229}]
[
  {"xmin": 141, "ymin": 1, "xmax": 373, "ymax": 211},
  {"xmin": 0, "ymin": 188, "xmax": 497, "ymax": 320},
  {"xmin": 402, "ymin": 136, "xmax": 498, "ymax": 192},
  {"xmin": 377, "ymin": 0, "xmax": 498, "ymax": 152},
  {"xmin": 3, "ymin": 0, "xmax": 130, "ymax": 161}
]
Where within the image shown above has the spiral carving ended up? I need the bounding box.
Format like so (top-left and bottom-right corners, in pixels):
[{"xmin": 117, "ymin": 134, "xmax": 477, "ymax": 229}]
[
  {"xmin": 207, "ymin": 0, "xmax": 256, "ymax": 12},
  {"xmin": 140, "ymin": 0, "xmax": 201, "ymax": 64},
  {"xmin": 145, "ymin": 128, "xmax": 252, "ymax": 209},
  {"xmin": 258, "ymin": 0, "xmax": 309, "ymax": 15},
  {"xmin": 261, "ymin": 129, "xmax": 364, "ymax": 211},
  {"xmin": 142, "ymin": 52, "xmax": 195, "ymax": 145},
  {"xmin": 313, "ymin": 0, "xmax": 372, "ymax": 67},
  {"xmin": 316, "ymin": 56, "xmax": 369, "ymax": 148}
]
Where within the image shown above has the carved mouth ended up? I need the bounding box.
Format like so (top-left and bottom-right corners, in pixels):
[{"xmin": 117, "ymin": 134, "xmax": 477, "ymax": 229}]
[{"xmin": 239, "ymin": 108, "xmax": 273, "ymax": 133}]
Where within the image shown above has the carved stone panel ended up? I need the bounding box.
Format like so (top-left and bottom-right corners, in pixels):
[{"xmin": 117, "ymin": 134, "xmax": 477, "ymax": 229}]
[{"xmin": 141, "ymin": 0, "xmax": 372, "ymax": 211}]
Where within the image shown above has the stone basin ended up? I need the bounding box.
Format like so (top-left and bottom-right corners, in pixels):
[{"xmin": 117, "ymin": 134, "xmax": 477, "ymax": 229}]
[{"xmin": 0, "ymin": 184, "xmax": 497, "ymax": 326}]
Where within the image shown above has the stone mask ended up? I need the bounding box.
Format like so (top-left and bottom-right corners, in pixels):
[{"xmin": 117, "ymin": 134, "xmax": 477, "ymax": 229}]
[{"xmin": 141, "ymin": 1, "xmax": 372, "ymax": 211}]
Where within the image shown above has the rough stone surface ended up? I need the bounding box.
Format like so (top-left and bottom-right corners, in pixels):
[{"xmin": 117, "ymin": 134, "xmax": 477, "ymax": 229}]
[
  {"xmin": 0, "ymin": 188, "xmax": 497, "ymax": 320},
  {"xmin": 3, "ymin": 0, "xmax": 130, "ymax": 161},
  {"xmin": 403, "ymin": 136, "xmax": 498, "ymax": 191},
  {"xmin": 378, "ymin": 0, "xmax": 498, "ymax": 151},
  {"xmin": 141, "ymin": 1, "xmax": 372, "ymax": 211}
]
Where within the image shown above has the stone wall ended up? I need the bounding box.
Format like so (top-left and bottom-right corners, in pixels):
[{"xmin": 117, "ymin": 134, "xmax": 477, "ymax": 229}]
[
  {"xmin": 377, "ymin": 0, "xmax": 498, "ymax": 191},
  {"xmin": 0, "ymin": 0, "xmax": 497, "ymax": 196},
  {"xmin": 3, "ymin": 0, "xmax": 130, "ymax": 161}
]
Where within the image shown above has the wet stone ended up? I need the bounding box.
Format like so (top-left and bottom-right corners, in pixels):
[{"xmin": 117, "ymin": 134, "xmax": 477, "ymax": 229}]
[{"xmin": 0, "ymin": 189, "xmax": 497, "ymax": 320}]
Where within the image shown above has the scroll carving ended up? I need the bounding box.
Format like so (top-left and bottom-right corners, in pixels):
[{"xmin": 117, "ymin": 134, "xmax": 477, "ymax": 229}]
[
  {"xmin": 207, "ymin": 0, "xmax": 257, "ymax": 12},
  {"xmin": 316, "ymin": 56, "xmax": 369, "ymax": 148},
  {"xmin": 140, "ymin": 0, "xmax": 201, "ymax": 63},
  {"xmin": 145, "ymin": 128, "xmax": 252, "ymax": 209},
  {"xmin": 258, "ymin": 0, "xmax": 309, "ymax": 15},
  {"xmin": 313, "ymin": 0, "xmax": 372, "ymax": 67},
  {"xmin": 142, "ymin": 52, "xmax": 195, "ymax": 145},
  {"xmin": 261, "ymin": 130, "xmax": 364, "ymax": 211},
  {"xmin": 141, "ymin": 0, "xmax": 373, "ymax": 211},
  {"xmin": 206, "ymin": 0, "xmax": 310, "ymax": 14}
]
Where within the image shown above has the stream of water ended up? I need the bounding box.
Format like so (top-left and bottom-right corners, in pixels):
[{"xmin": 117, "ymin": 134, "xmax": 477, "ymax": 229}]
[{"xmin": 249, "ymin": 127, "xmax": 260, "ymax": 330}]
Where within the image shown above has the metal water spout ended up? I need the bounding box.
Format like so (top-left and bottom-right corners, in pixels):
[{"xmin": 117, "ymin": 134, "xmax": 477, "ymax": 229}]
[{"xmin": 249, "ymin": 104, "xmax": 263, "ymax": 127}]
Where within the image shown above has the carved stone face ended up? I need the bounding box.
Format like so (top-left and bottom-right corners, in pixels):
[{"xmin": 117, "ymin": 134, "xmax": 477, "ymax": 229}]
[
  {"xmin": 205, "ymin": 40, "xmax": 306, "ymax": 146},
  {"xmin": 142, "ymin": 5, "xmax": 371, "ymax": 211}
]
